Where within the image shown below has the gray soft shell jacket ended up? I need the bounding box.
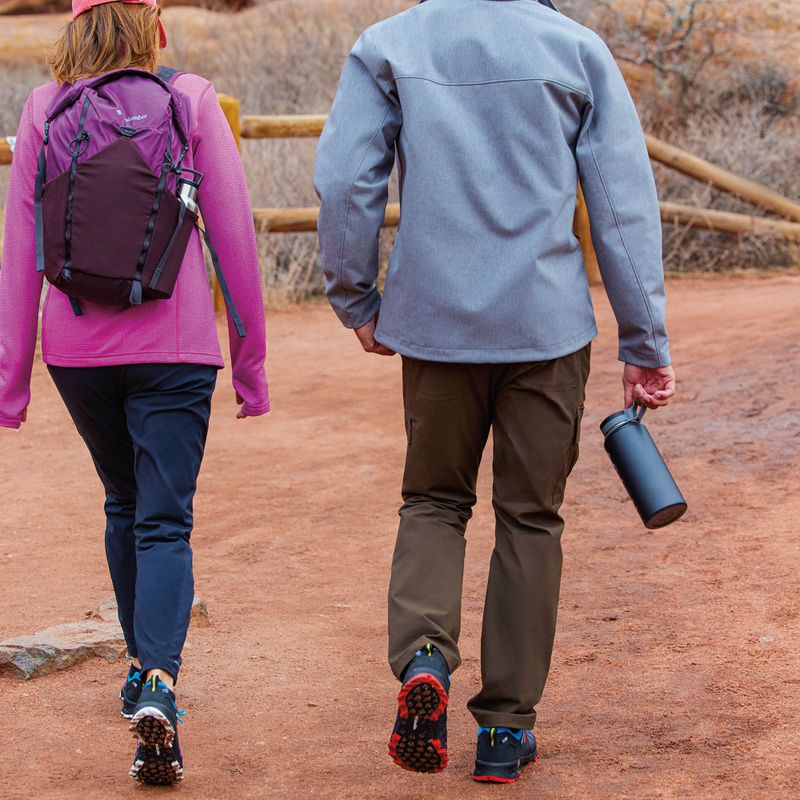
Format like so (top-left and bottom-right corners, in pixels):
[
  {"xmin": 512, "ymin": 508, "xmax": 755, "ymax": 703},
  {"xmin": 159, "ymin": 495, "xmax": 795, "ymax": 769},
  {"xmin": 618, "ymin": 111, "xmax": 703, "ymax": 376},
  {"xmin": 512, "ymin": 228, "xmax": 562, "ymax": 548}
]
[{"xmin": 314, "ymin": 0, "xmax": 670, "ymax": 367}]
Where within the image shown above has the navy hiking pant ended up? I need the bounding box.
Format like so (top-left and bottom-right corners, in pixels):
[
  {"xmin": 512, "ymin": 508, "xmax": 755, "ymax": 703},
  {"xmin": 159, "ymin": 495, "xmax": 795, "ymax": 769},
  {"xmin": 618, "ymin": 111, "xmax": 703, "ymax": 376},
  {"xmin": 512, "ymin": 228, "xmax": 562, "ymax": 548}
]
[{"xmin": 49, "ymin": 363, "xmax": 218, "ymax": 681}]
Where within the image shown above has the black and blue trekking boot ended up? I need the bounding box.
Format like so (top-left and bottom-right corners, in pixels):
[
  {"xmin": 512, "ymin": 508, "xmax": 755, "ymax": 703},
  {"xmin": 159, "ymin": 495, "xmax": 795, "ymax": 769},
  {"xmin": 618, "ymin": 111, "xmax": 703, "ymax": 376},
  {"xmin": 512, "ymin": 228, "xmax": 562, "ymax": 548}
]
[
  {"xmin": 388, "ymin": 643, "xmax": 450, "ymax": 773},
  {"xmin": 120, "ymin": 665, "xmax": 143, "ymax": 719},
  {"xmin": 128, "ymin": 675, "xmax": 185, "ymax": 785},
  {"xmin": 473, "ymin": 727, "xmax": 538, "ymax": 783}
]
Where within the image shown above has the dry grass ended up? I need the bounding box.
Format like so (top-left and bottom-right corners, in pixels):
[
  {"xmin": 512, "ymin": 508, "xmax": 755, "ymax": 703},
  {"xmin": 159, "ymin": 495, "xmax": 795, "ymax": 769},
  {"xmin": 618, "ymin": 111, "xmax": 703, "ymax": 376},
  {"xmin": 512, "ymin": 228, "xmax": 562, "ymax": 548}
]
[{"xmin": 1, "ymin": 0, "xmax": 798, "ymax": 302}]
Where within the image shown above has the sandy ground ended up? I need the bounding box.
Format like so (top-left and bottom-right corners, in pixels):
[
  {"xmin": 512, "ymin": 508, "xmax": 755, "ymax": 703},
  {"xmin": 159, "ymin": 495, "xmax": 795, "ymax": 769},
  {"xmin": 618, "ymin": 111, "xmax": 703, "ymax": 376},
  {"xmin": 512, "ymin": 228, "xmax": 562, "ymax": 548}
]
[{"xmin": 1, "ymin": 275, "xmax": 799, "ymax": 799}]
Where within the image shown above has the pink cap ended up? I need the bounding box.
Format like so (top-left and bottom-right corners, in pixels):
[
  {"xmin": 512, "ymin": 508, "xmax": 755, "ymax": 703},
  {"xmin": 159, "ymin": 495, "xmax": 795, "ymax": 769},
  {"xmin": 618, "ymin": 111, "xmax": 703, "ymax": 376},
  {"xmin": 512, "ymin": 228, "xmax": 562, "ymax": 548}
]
[{"xmin": 71, "ymin": 0, "xmax": 168, "ymax": 49}]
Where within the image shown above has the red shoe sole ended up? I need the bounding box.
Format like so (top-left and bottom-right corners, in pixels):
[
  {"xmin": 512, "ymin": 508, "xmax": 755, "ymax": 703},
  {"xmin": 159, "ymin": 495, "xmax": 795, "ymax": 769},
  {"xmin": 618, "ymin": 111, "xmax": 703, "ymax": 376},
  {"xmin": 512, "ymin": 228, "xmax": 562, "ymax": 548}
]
[
  {"xmin": 389, "ymin": 672, "xmax": 450, "ymax": 773},
  {"xmin": 396, "ymin": 673, "xmax": 448, "ymax": 722},
  {"xmin": 473, "ymin": 774, "xmax": 522, "ymax": 784},
  {"xmin": 472, "ymin": 754, "xmax": 539, "ymax": 783},
  {"xmin": 388, "ymin": 730, "xmax": 449, "ymax": 773}
]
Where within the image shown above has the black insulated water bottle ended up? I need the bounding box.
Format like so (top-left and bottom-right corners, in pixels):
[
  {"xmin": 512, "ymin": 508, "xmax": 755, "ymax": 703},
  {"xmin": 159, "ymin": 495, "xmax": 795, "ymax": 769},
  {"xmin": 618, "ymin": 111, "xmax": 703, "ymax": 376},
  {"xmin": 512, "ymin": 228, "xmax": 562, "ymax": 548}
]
[{"xmin": 600, "ymin": 403, "xmax": 687, "ymax": 529}]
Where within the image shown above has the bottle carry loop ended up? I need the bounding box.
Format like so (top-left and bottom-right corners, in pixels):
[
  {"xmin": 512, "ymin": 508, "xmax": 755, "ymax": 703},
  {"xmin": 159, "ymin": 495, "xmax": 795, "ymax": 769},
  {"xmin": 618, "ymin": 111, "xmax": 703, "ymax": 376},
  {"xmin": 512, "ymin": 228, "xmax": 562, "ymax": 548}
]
[{"xmin": 602, "ymin": 401, "xmax": 646, "ymax": 439}]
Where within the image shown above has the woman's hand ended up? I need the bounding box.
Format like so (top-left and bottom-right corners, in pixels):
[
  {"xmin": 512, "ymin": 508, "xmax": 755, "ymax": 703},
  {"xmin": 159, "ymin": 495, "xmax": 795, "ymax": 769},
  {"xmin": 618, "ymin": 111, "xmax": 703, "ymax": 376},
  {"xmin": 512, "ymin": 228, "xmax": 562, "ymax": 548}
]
[{"xmin": 235, "ymin": 392, "xmax": 248, "ymax": 420}]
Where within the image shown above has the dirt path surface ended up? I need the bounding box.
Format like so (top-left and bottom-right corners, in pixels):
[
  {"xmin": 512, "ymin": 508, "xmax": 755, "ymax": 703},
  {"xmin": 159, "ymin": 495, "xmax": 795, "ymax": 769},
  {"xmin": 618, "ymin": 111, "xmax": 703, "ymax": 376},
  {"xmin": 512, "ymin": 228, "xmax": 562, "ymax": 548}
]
[{"xmin": 1, "ymin": 275, "xmax": 799, "ymax": 799}]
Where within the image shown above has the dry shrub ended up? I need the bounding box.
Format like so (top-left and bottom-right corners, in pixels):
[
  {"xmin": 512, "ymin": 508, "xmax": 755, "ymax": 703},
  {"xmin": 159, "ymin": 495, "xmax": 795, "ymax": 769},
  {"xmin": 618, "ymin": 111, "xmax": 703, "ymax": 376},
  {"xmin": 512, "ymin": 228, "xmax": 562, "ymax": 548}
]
[
  {"xmin": 563, "ymin": 0, "xmax": 800, "ymax": 272},
  {"xmin": 656, "ymin": 114, "xmax": 800, "ymax": 272}
]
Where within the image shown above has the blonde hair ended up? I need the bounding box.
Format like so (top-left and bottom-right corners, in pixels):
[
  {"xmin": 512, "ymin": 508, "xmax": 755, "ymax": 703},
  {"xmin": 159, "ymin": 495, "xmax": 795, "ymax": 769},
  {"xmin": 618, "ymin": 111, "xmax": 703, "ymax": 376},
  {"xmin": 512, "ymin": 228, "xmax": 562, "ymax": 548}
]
[{"xmin": 48, "ymin": 3, "xmax": 161, "ymax": 85}]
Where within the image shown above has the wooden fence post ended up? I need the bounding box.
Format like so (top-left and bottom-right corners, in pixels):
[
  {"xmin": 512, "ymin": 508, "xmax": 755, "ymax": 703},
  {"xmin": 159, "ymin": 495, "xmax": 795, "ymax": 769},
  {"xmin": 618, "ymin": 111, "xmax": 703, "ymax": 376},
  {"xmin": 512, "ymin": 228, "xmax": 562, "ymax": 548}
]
[
  {"xmin": 0, "ymin": 137, "xmax": 13, "ymax": 166},
  {"xmin": 574, "ymin": 184, "xmax": 601, "ymax": 285},
  {"xmin": 215, "ymin": 93, "xmax": 242, "ymax": 312},
  {"xmin": 646, "ymin": 134, "xmax": 800, "ymax": 223}
]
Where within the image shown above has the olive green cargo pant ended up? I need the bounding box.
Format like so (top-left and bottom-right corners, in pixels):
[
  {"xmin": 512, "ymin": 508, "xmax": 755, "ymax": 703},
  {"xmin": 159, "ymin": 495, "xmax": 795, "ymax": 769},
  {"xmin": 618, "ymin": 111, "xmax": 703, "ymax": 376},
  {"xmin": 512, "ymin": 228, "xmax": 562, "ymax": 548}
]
[{"xmin": 388, "ymin": 345, "xmax": 591, "ymax": 729}]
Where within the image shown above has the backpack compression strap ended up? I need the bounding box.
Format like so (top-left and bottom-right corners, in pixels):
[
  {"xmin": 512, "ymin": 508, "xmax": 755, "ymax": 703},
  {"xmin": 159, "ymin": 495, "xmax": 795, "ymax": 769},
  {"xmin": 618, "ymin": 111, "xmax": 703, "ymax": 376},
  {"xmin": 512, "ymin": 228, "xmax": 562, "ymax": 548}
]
[
  {"xmin": 129, "ymin": 69, "xmax": 186, "ymax": 306},
  {"xmin": 34, "ymin": 112, "xmax": 85, "ymax": 317}
]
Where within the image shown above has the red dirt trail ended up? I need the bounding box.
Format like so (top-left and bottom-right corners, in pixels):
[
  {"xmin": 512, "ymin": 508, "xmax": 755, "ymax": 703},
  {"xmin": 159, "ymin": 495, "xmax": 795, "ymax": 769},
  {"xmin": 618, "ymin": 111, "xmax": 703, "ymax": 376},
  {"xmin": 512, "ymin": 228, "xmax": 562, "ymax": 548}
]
[{"xmin": 1, "ymin": 275, "xmax": 799, "ymax": 799}]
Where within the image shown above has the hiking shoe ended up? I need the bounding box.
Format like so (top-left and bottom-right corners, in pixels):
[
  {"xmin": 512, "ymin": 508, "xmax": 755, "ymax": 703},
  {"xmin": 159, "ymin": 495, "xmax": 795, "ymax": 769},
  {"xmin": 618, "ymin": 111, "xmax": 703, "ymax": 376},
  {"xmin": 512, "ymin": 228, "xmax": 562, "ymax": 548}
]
[
  {"xmin": 388, "ymin": 643, "xmax": 450, "ymax": 773},
  {"xmin": 120, "ymin": 665, "xmax": 143, "ymax": 719},
  {"xmin": 473, "ymin": 727, "xmax": 538, "ymax": 783},
  {"xmin": 128, "ymin": 676, "xmax": 185, "ymax": 785}
]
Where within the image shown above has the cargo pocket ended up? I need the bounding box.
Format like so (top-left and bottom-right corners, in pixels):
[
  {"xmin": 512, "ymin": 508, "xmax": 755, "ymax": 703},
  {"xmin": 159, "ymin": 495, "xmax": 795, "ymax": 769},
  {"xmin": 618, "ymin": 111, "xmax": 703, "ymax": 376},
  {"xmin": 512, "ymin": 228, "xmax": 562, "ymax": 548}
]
[
  {"xmin": 553, "ymin": 404, "xmax": 584, "ymax": 507},
  {"xmin": 405, "ymin": 414, "xmax": 414, "ymax": 446}
]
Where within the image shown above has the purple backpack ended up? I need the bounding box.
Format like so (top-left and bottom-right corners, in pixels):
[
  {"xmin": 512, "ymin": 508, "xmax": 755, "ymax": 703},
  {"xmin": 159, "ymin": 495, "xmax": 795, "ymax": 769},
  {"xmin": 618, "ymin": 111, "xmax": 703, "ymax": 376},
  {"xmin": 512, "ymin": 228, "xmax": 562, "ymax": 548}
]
[{"xmin": 34, "ymin": 67, "xmax": 244, "ymax": 335}]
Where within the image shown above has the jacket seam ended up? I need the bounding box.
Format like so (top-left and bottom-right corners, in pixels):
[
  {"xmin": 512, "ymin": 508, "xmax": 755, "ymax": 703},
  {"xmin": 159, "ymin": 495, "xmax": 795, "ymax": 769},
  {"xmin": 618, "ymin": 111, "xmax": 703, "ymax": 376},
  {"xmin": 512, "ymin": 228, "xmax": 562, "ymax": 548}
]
[
  {"xmin": 195, "ymin": 81, "xmax": 215, "ymax": 137},
  {"xmin": 584, "ymin": 124, "xmax": 662, "ymax": 362},
  {"xmin": 335, "ymin": 75, "xmax": 394, "ymax": 327},
  {"xmin": 394, "ymin": 75, "xmax": 591, "ymax": 101},
  {"xmin": 367, "ymin": 28, "xmax": 395, "ymax": 99}
]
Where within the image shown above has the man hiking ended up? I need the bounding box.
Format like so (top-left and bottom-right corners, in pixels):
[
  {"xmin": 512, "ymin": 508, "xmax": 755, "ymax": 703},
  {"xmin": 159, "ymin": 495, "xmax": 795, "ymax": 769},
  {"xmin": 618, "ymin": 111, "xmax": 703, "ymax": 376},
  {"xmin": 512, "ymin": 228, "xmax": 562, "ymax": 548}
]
[{"xmin": 315, "ymin": 0, "xmax": 675, "ymax": 784}]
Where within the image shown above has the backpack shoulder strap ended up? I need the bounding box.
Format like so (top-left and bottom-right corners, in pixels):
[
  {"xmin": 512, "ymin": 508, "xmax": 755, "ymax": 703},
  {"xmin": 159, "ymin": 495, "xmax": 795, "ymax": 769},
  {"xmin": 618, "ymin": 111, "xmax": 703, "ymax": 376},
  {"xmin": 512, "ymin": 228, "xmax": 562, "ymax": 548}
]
[{"xmin": 157, "ymin": 66, "xmax": 184, "ymax": 85}]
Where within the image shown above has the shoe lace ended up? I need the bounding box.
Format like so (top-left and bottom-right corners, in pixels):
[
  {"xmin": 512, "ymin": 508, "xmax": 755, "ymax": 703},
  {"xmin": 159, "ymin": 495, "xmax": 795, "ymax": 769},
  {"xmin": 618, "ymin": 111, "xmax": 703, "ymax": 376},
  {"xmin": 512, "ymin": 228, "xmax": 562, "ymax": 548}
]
[
  {"xmin": 480, "ymin": 726, "xmax": 523, "ymax": 747},
  {"xmin": 146, "ymin": 675, "xmax": 187, "ymax": 725}
]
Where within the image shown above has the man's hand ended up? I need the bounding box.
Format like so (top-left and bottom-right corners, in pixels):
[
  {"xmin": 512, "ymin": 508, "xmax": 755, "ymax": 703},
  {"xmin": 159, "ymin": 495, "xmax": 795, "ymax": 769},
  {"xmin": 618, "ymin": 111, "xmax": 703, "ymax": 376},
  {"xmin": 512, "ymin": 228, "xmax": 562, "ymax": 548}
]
[
  {"xmin": 354, "ymin": 316, "xmax": 395, "ymax": 356},
  {"xmin": 235, "ymin": 392, "xmax": 248, "ymax": 420},
  {"xmin": 623, "ymin": 363, "xmax": 676, "ymax": 410}
]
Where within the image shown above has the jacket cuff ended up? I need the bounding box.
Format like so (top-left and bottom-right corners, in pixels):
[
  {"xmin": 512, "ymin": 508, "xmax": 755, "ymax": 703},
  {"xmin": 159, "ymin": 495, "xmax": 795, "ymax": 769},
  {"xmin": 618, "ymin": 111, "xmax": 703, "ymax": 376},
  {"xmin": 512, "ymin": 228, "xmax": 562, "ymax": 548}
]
[
  {"xmin": 618, "ymin": 346, "xmax": 671, "ymax": 369},
  {"xmin": 242, "ymin": 400, "xmax": 270, "ymax": 417},
  {"xmin": 338, "ymin": 290, "xmax": 382, "ymax": 330},
  {"xmin": 0, "ymin": 415, "xmax": 22, "ymax": 429}
]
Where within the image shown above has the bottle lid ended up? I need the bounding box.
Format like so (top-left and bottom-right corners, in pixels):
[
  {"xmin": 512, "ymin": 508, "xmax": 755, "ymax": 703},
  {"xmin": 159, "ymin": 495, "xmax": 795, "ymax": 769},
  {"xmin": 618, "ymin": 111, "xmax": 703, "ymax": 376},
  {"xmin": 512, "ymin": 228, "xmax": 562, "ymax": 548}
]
[{"xmin": 599, "ymin": 403, "xmax": 645, "ymax": 439}]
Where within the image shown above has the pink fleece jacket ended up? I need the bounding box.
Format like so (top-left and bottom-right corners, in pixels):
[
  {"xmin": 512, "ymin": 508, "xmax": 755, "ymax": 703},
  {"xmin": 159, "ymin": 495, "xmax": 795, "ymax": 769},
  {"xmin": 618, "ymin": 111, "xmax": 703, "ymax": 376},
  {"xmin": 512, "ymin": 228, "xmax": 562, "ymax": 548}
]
[{"xmin": 0, "ymin": 73, "xmax": 269, "ymax": 429}]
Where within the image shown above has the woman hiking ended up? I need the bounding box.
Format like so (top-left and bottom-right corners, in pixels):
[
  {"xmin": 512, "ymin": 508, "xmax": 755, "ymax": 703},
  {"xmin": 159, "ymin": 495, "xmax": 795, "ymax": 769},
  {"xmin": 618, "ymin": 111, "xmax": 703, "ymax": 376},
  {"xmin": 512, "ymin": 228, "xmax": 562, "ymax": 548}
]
[{"xmin": 0, "ymin": 0, "xmax": 269, "ymax": 785}]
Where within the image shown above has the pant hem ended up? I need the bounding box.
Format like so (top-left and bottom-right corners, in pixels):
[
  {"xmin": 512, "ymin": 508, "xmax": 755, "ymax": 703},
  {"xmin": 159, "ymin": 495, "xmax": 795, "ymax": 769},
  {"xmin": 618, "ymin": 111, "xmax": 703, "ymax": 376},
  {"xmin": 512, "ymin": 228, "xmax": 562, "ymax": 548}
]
[
  {"xmin": 139, "ymin": 662, "xmax": 180, "ymax": 684},
  {"xmin": 389, "ymin": 636, "xmax": 461, "ymax": 681},
  {"xmin": 468, "ymin": 709, "xmax": 537, "ymax": 730}
]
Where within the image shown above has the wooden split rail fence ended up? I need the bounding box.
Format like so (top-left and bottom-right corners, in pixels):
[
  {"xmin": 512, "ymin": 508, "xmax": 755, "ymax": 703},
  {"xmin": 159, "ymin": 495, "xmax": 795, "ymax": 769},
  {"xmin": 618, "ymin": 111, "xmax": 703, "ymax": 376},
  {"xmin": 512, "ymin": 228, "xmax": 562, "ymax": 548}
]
[{"xmin": 3, "ymin": 93, "xmax": 800, "ymax": 305}]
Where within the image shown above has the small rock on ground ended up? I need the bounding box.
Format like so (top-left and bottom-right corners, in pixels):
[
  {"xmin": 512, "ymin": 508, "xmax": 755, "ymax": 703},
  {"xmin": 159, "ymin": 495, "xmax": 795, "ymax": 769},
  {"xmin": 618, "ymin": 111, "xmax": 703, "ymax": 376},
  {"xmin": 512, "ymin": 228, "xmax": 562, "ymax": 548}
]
[{"xmin": 0, "ymin": 595, "xmax": 209, "ymax": 680}]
